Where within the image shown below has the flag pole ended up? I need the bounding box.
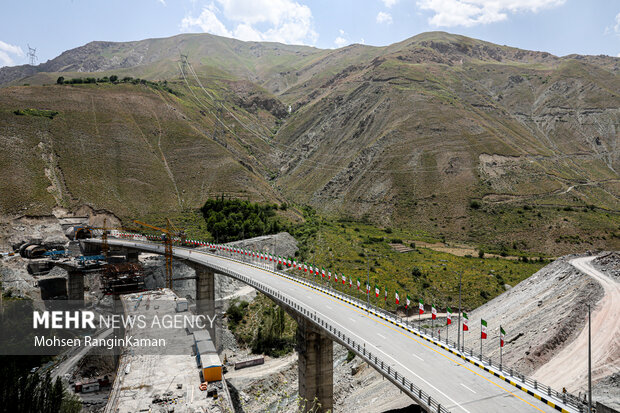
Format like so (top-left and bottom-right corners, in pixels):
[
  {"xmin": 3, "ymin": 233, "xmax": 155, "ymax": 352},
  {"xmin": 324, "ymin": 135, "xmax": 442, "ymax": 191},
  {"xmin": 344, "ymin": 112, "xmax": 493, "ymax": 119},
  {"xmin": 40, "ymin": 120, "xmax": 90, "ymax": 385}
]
[
  {"xmin": 588, "ymin": 304, "xmax": 592, "ymax": 413},
  {"xmin": 500, "ymin": 327, "xmax": 503, "ymax": 370},
  {"xmin": 457, "ymin": 271, "xmax": 462, "ymax": 352}
]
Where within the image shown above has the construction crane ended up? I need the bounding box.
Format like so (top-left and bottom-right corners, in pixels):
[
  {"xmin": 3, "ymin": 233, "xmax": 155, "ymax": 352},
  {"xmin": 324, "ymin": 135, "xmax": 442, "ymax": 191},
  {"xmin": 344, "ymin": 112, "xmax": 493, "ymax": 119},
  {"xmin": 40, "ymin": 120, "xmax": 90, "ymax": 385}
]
[
  {"xmin": 132, "ymin": 219, "xmax": 175, "ymax": 289},
  {"xmin": 85, "ymin": 218, "xmax": 130, "ymax": 259},
  {"xmin": 166, "ymin": 218, "xmax": 187, "ymax": 245}
]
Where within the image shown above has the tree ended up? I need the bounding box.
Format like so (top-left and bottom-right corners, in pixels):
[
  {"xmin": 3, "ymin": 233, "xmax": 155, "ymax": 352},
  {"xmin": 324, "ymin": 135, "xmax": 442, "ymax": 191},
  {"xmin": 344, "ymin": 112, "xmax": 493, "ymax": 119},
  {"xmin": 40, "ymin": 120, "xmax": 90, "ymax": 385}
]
[
  {"xmin": 478, "ymin": 249, "xmax": 485, "ymax": 259},
  {"xmin": 56, "ymin": 76, "xmax": 64, "ymax": 85},
  {"xmin": 109, "ymin": 75, "xmax": 118, "ymax": 83}
]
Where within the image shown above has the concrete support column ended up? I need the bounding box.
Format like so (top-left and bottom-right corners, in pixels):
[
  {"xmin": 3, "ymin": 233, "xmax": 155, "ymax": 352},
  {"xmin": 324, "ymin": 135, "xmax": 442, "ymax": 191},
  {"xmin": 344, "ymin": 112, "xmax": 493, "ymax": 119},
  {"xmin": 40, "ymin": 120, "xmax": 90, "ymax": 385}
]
[
  {"xmin": 125, "ymin": 249, "xmax": 140, "ymax": 263},
  {"xmin": 66, "ymin": 270, "xmax": 84, "ymax": 305},
  {"xmin": 192, "ymin": 265, "xmax": 218, "ymax": 350},
  {"xmin": 296, "ymin": 318, "xmax": 333, "ymax": 413},
  {"xmin": 112, "ymin": 295, "xmax": 125, "ymax": 365}
]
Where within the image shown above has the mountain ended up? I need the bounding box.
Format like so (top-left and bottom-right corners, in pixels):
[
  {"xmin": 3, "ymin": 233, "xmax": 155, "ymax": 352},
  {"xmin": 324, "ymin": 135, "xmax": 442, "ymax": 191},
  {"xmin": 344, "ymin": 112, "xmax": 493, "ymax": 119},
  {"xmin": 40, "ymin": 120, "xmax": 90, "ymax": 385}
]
[{"xmin": 1, "ymin": 32, "xmax": 618, "ymax": 254}]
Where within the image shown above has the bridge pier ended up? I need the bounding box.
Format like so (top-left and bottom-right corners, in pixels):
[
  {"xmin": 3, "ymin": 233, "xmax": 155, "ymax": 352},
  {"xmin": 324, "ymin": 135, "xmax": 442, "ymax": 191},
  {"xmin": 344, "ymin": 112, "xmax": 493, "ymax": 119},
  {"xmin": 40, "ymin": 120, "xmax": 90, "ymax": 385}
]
[
  {"xmin": 125, "ymin": 249, "xmax": 140, "ymax": 263},
  {"xmin": 297, "ymin": 318, "xmax": 333, "ymax": 413},
  {"xmin": 192, "ymin": 265, "xmax": 219, "ymax": 350},
  {"xmin": 66, "ymin": 270, "xmax": 84, "ymax": 305}
]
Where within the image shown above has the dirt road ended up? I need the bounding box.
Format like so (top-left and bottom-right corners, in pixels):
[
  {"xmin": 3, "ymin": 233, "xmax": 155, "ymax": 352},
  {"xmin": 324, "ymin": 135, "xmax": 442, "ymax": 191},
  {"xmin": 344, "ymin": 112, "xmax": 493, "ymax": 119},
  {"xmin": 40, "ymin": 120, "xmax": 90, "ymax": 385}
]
[{"xmin": 533, "ymin": 256, "xmax": 620, "ymax": 391}]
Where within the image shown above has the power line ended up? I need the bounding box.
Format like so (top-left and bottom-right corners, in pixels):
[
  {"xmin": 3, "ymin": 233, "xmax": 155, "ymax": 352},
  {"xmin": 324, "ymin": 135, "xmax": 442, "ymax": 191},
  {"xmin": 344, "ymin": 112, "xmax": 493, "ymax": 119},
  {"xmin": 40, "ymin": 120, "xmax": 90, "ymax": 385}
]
[{"xmin": 27, "ymin": 44, "xmax": 37, "ymax": 66}]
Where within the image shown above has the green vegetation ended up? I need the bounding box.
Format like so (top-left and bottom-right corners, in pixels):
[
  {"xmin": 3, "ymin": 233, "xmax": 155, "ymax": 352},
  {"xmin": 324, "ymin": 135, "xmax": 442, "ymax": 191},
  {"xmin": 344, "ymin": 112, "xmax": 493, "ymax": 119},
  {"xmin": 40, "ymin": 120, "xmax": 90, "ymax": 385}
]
[
  {"xmin": 56, "ymin": 74, "xmax": 179, "ymax": 96},
  {"xmin": 13, "ymin": 108, "xmax": 58, "ymax": 119},
  {"xmin": 285, "ymin": 216, "xmax": 545, "ymax": 311},
  {"xmin": 0, "ymin": 356, "xmax": 82, "ymax": 413},
  {"xmin": 226, "ymin": 296, "xmax": 296, "ymax": 357},
  {"xmin": 200, "ymin": 197, "xmax": 284, "ymax": 242}
]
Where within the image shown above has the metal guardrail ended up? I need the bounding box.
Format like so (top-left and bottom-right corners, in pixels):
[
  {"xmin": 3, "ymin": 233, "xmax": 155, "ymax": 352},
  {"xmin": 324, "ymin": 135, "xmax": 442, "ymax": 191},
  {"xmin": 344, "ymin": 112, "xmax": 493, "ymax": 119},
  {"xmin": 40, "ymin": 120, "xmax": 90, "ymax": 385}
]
[
  {"xmin": 97, "ymin": 236, "xmax": 587, "ymax": 413},
  {"xmin": 207, "ymin": 260, "xmax": 451, "ymax": 413},
  {"xmin": 208, "ymin": 245, "xmax": 586, "ymax": 413}
]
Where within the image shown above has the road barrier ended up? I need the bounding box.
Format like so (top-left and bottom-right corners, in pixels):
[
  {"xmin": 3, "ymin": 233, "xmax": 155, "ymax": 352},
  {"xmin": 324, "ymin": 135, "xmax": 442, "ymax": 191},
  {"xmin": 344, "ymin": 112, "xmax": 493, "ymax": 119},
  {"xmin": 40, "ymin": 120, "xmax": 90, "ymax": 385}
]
[{"xmin": 94, "ymin": 237, "xmax": 586, "ymax": 413}]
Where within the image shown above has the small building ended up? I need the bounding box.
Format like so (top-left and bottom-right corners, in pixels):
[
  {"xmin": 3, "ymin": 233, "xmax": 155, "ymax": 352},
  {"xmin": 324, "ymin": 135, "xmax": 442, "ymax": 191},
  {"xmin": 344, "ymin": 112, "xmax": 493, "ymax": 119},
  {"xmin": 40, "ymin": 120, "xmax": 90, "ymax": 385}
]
[
  {"xmin": 196, "ymin": 340, "xmax": 217, "ymax": 366},
  {"xmin": 176, "ymin": 298, "xmax": 188, "ymax": 313},
  {"xmin": 200, "ymin": 353, "xmax": 222, "ymax": 382},
  {"xmin": 193, "ymin": 330, "xmax": 211, "ymax": 344}
]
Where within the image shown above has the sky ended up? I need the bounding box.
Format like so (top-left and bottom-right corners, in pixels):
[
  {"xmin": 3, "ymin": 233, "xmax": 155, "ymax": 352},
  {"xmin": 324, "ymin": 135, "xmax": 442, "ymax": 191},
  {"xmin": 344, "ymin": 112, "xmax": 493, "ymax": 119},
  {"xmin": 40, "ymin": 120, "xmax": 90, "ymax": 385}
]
[{"xmin": 0, "ymin": 0, "xmax": 619, "ymax": 68}]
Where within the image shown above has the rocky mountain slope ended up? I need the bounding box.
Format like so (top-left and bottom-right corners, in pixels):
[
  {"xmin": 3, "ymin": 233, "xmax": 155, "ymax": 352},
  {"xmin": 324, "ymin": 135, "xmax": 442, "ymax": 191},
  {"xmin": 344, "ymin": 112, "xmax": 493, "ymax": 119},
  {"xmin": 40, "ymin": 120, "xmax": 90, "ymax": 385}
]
[{"xmin": 1, "ymin": 32, "xmax": 618, "ymax": 254}]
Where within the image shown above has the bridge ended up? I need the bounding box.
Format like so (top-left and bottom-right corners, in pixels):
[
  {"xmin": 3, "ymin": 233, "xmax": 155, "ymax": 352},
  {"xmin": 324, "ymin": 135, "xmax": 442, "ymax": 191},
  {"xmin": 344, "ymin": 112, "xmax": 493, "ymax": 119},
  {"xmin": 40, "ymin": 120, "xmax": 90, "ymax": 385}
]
[{"xmin": 86, "ymin": 237, "xmax": 583, "ymax": 413}]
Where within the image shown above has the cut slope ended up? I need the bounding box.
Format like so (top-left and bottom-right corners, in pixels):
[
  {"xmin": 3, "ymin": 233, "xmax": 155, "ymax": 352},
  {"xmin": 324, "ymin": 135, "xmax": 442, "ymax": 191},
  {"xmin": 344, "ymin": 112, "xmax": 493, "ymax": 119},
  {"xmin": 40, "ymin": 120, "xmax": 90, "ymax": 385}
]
[{"xmin": 533, "ymin": 256, "xmax": 620, "ymax": 392}]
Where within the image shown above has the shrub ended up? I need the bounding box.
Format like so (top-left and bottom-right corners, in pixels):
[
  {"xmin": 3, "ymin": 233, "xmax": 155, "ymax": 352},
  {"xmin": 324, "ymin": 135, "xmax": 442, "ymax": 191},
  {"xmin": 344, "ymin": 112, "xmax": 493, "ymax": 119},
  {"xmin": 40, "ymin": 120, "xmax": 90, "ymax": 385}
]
[
  {"xmin": 469, "ymin": 200, "xmax": 481, "ymax": 209},
  {"xmin": 411, "ymin": 267, "xmax": 422, "ymax": 278},
  {"xmin": 478, "ymin": 250, "xmax": 485, "ymax": 259},
  {"xmin": 56, "ymin": 76, "xmax": 64, "ymax": 84}
]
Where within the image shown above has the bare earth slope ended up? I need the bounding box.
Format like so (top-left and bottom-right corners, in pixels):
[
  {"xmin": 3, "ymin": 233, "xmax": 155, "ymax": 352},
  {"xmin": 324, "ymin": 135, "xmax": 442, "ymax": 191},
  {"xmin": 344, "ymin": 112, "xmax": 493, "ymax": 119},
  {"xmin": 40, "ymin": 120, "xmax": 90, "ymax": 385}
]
[
  {"xmin": 533, "ymin": 256, "xmax": 620, "ymax": 397},
  {"xmin": 465, "ymin": 253, "xmax": 619, "ymax": 408},
  {"xmin": 465, "ymin": 256, "xmax": 603, "ymax": 375}
]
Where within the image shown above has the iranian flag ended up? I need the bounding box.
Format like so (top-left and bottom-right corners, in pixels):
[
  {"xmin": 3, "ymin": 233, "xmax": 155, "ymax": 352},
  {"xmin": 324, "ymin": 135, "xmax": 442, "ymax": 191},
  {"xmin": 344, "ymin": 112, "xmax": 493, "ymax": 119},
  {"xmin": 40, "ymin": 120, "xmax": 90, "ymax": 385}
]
[
  {"xmin": 304, "ymin": 263, "xmax": 308, "ymax": 272},
  {"xmin": 384, "ymin": 288, "xmax": 388, "ymax": 302},
  {"xmin": 463, "ymin": 312, "xmax": 469, "ymax": 331},
  {"xmin": 481, "ymin": 319, "xmax": 487, "ymax": 339},
  {"xmin": 315, "ymin": 267, "xmax": 319, "ymax": 275},
  {"xmin": 500, "ymin": 326, "xmax": 506, "ymax": 347},
  {"xmin": 447, "ymin": 307, "xmax": 452, "ymax": 325},
  {"xmin": 309, "ymin": 265, "xmax": 314, "ymax": 273},
  {"xmin": 357, "ymin": 278, "xmax": 361, "ymax": 290},
  {"xmin": 293, "ymin": 260, "xmax": 297, "ymax": 268},
  {"xmin": 432, "ymin": 304, "xmax": 437, "ymax": 320},
  {"xmin": 298, "ymin": 262, "xmax": 302, "ymax": 270},
  {"xmin": 288, "ymin": 259, "xmax": 292, "ymax": 267},
  {"xmin": 375, "ymin": 285, "xmax": 380, "ymax": 298},
  {"xmin": 343, "ymin": 274, "xmax": 346, "ymax": 285},
  {"xmin": 322, "ymin": 268, "xmax": 326, "ymax": 277},
  {"xmin": 406, "ymin": 295, "xmax": 411, "ymax": 309},
  {"xmin": 349, "ymin": 277, "xmax": 352, "ymax": 288},
  {"xmin": 366, "ymin": 283, "xmax": 370, "ymax": 294},
  {"xmin": 419, "ymin": 299, "xmax": 424, "ymax": 315},
  {"xmin": 335, "ymin": 272, "xmax": 339, "ymax": 282},
  {"xmin": 395, "ymin": 290, "xmax": 400, "ymax": 305}
]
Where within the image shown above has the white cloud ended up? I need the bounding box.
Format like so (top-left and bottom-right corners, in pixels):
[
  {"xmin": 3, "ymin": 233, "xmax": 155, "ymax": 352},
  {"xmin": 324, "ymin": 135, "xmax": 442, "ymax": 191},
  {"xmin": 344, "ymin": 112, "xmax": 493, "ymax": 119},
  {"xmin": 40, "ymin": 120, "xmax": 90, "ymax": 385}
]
[
  {"xmin": 381, "ymin": 0, "xmax": 399, "ymax": 7},
  {"xmin": 334, "ymin": 29, "xmax": 349, "ymax": 48},
  {"xmin": 377, "ymin": 11, "xmax": 393, "ymax": 24},
  {"xmin": 614, "ymin": 12, "xmax": 620, "ymax": 33},
  {"xmin": 181, "ymin": 0, "xmax": 318, "ymax": 45},
  {"xmin": 0, "ymin": 40, "xmax": 24, "ymax": 67},
  {"xmin": 158, "ymin": 0, "xmax": 166, "ymax": 5},
  {"xmin": 334, "ymin": 37, "xmax": 348, "ymax": 47},
  {"xmin": 417, "ymin": 0, "xmax": 566, "ymax": 27},
  {"xmin": 180, "ymin": 6, "xmax": 232, "ymax": 37}
]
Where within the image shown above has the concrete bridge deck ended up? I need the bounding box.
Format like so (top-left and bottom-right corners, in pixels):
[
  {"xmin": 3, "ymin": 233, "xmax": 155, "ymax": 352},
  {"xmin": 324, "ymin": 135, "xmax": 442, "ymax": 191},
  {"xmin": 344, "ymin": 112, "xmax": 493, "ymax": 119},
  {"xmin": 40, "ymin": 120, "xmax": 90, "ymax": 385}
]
[{"xmin": 87, "ymin": 238, "xmax": 578, "ymax": 413}]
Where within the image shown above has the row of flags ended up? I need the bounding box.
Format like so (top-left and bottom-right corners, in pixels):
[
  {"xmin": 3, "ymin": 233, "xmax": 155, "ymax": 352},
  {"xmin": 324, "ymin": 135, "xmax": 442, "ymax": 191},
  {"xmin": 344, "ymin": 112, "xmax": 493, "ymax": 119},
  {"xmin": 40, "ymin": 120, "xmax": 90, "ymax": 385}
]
[{"xmin": 124, "ymin": 232, "xmax": 509, "ymax": 347}]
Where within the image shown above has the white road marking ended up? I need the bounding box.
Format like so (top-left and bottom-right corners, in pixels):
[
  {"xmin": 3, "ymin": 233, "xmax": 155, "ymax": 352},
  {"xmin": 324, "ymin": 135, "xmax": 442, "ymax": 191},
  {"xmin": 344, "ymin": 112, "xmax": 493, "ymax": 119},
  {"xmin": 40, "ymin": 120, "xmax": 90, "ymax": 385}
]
[
  {"xmin": 326, "ymin": 305, "xmax": 332, "ymax": 310},
  {"xmin": 112, "ymin": 241, "xmax": 475, "ymax": 413},
  {"xmin": 349, "ymin": 317, "xmax": 356, "ymax": 323},
  {"xmin": 377, "ymin": 333, "xmax": 387, "ymax": 339},
  {"xmin": 460, "ymin": 383, "xmax": 476, "ymax": 394},
  {"xmin": 412, "ymin": 353, "xmax": 424, "ymax": 362}
]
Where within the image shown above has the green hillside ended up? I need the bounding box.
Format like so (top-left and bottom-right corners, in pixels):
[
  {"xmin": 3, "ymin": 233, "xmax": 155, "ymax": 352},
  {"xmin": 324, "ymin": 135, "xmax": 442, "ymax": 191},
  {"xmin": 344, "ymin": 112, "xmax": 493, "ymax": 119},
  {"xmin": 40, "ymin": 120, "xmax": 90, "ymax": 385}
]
[{"xmin": 0, "ymin": 31, "xmax": 618, "ymax": 255}]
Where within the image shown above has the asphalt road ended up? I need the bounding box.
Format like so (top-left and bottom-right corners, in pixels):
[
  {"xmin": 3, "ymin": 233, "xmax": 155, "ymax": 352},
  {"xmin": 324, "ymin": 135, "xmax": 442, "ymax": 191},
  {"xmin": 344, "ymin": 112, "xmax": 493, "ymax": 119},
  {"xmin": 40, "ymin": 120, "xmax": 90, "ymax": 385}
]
[{"xmin": 100, "ymin": 239, "xmax": 562, "ymax": 413}]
